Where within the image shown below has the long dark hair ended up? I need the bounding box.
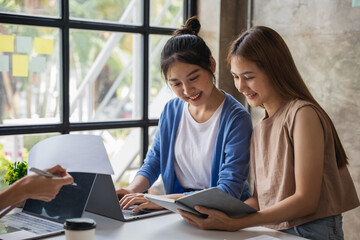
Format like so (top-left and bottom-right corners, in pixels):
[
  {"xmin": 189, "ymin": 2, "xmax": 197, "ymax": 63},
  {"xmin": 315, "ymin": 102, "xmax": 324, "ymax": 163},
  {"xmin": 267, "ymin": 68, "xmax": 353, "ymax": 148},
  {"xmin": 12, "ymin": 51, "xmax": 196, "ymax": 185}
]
[
  {"xmin": 227, "ymin": 26, "xmax": 348, "ymax": 168},
  {"xmin": 160, "ymin": 16, "xmax": 214, "ymax": 80}
]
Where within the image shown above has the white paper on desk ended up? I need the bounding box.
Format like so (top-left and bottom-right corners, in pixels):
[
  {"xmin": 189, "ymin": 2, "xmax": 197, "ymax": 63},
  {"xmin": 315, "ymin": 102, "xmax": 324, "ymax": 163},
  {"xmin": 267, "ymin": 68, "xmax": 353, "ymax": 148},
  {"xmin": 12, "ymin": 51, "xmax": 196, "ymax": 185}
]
[
  {"xmin": 28, "ymin": 134, "xmax": 114, "ymax": 175},
  {"xmin": 244, "ymin": 235, "xmax": 281, "ymax": 240}
]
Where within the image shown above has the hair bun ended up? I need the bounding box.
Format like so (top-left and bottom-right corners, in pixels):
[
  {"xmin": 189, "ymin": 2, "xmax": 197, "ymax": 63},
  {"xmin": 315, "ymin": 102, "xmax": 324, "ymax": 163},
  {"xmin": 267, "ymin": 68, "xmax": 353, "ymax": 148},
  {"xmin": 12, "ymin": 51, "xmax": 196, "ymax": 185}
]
[{"xmin": 173, "ymin": 16, "xmax": 201, "ymax": 36}]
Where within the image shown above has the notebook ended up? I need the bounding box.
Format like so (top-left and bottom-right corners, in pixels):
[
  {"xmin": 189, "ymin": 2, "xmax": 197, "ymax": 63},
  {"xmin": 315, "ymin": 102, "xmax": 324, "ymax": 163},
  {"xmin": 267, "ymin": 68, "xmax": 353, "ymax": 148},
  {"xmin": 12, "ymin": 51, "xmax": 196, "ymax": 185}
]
[
  {"xmin": 0, "ymin": 172, "xmax": 96, "ymax": 240},
  {"xmin": 145, "ymin": 187, "xmax": 257, "ymax": 217},
  {"xmin": 85, "ymin": 173, "xmax": 171, "ymax": 221}
]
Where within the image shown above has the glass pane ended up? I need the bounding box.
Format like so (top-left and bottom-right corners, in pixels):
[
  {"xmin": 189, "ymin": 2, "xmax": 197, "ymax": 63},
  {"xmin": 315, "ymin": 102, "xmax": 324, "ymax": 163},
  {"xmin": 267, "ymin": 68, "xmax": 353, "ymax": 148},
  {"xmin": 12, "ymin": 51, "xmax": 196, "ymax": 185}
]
[
  {"xmin": 69, "ymin": 29, "xmax": 143, "ymax": 122},
  {"xmin": 150, "ymin": 0, "xmax": 183, "ymax": 28},
  {"xmin": 149, "ymin": 34, "xmax": 175, "ymax": 119},
  {"xmin": 70, "ymin": 128, "xmax": 141, "ymax": 188},
  {"xmin": 0, "ymin": 133, "xmax": 59, "ymax": 191},
  {"xmin": 115, "ymin": 154, "xmax": 141, "ymax": 189},
  {"xmin": 0, "ymin": 0, "xmax": 59, "ymax": 18},
  {"xmin": 0, "ymin": 24, "xmax": 61, "ymax": 126},
  {"xmin": 69, "ymin": 0, "xmax": 143, "ymax": 25}
]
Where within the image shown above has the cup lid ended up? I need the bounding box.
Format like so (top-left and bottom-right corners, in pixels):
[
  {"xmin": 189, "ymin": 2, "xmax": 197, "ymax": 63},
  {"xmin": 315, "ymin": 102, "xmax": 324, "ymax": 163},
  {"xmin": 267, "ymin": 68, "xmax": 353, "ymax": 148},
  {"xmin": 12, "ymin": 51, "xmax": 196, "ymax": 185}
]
[{"xmin": 64, "ymin": 218, "xmax": 96, "ymax": 230}]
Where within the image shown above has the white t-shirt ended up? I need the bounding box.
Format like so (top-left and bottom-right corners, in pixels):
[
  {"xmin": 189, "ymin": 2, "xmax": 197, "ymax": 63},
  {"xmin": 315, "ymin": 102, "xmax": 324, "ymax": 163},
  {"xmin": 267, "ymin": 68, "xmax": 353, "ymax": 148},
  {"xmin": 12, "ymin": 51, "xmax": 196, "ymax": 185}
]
[{"xmin": 174, "ymin": 100, "xmax": 225, "ymax": 190}]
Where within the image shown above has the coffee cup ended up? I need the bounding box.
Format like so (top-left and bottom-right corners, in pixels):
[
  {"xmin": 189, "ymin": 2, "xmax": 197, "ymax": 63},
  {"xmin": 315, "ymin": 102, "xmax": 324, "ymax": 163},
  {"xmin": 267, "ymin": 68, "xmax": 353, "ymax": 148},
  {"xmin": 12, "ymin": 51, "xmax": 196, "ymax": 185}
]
[{"xmin": 64, "ymin": 218, "xmax": 96, "ymax": 240}]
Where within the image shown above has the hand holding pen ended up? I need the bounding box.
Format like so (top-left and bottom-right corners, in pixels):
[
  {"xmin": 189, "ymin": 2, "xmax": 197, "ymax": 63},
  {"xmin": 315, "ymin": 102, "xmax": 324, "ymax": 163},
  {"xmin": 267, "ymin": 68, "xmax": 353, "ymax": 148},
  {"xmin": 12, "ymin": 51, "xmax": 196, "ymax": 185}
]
[
  {"xmin": 29, "ymin": 167, "xmax": 77, "ymax": 186},
  {"xmin": 21, "ymin": 165, "xmax": 75, "ymax": 202},
  {"xmin": 0, "ymin": 165, "xmax": 75, "ymax": 215}
]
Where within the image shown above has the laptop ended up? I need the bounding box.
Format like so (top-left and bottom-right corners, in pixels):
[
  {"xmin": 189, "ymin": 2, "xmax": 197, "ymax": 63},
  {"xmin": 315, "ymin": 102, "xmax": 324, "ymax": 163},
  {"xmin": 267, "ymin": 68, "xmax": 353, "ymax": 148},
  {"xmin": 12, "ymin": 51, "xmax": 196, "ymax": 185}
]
[
  {"xmin": 85, "ymin": 173, "xmax": 171, "ymax": 221},
  {"xmin": 0, "ymin": 172, "xmax": 96, "ymax": 240}
]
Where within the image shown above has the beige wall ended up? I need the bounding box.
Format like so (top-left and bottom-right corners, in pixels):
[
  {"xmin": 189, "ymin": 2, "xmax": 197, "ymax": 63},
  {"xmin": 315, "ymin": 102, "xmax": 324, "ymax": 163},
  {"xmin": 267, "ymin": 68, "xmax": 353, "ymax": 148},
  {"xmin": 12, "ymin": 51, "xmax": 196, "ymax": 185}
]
[
  {"xmin": 198, "ymin": 0, "xmax": 360, "ymax": 239},
  {"xmin": 198, "ymin": 0, "xmax": 248, "ymax": 103}
]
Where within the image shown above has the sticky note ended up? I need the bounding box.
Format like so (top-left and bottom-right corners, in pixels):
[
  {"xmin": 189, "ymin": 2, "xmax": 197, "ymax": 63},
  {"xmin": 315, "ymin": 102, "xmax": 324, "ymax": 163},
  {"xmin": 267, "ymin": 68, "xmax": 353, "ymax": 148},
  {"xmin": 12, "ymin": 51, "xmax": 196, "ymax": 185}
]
[
  {"xmin": 16, "ymin": 36, "xmax": 32, "ymax": 53},
  {"xmin": 34, "ymin": 37, "xmax": 53, "ymax": 55},
  {"xmin": 30, "ymin": 56, "xmax": 46, "ymax": 73},
  {"xmin": 0, "ymin": 55, "xmax": 9, "ymax": 72},
  {"xmin": 0, "ymin": 35, "xmax": 15, "ymax": 52},
  {"xmin": 353, "ymin": 0, "xmax": 360, "ymax": 7},
  {"xmin": 13, "ymin": 54, "xmax": 28, "ymax": 77}
]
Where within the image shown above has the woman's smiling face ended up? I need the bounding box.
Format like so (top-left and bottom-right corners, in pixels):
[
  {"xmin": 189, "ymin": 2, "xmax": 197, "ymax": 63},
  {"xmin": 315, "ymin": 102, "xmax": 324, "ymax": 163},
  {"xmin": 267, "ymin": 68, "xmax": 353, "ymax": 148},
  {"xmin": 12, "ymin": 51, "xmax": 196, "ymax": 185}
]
[
  {"xmin": 230, "ymin": 57, "xmax": 280, "ymax": 110},
  {"xmin": 167, "ymin": 61, "xmax": 215, "ymax": 107}
]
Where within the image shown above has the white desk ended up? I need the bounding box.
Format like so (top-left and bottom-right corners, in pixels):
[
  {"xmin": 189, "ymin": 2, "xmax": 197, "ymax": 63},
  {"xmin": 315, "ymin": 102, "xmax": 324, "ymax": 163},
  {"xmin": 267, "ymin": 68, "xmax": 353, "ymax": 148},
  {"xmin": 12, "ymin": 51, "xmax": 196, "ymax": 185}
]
[{"xmin": 46, "ymin": 212, "xmax": 305, "ymax": 240}]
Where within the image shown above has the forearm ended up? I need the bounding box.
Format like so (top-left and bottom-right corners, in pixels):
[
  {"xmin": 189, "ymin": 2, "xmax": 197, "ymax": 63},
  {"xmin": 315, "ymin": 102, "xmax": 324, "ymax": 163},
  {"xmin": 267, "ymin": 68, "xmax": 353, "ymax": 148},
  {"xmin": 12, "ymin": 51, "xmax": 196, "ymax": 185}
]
[
  {"xmin": 232, "ymin": 193, "xmax": 317, "ymax": 229},
  {"xmin": 0, "ymin": 179, "xmax": 28, "ymax": 211},
  {"xmin": 126, "ymin": 175, "xmax": 151, "ymax": 193}
]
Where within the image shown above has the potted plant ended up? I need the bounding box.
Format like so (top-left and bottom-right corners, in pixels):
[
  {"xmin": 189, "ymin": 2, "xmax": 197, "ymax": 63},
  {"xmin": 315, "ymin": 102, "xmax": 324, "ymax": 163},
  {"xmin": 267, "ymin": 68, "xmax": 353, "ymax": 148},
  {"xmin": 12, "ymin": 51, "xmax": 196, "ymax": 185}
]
[
  {"xmin": 3, "ymin": 160, "xmax": 28, "ymax": 208},
  {"xmin": 3, "ymin": 160, "xmax": 28, "ymax": 185}
]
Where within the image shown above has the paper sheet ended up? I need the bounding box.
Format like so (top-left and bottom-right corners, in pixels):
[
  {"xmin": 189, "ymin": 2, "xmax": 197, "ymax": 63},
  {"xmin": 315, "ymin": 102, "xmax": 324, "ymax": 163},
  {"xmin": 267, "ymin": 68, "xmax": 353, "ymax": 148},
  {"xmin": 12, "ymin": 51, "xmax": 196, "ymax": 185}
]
[
  {"xmin": 244, "ymin": 235, "xmax": 281, "ymax": 240},
  {"xmin": 30, "ymin": 56, "xmax": 46, "ymax": 72},
  {"xmin": 12, "ymin": 54, "xmax": 28, "ymax": 77},
  {"xmin": 34, "ymin": 37, "xmax": 53, "ymax": 55},
  {"xmin": 16, "ymin": 36, "xmax": 32, "ymax": 53},
  {"xmin": 0, "ymin": 35, "xmax": 14, "ymax": 52},
  {"xmin": 28, "ymin": 134, "xmax": 114, "ymax": 175},
  {"xmin": 0, "ymin": 55, "xmax": 9, "ymax": 72},
  {"xmin": 353, "ymin": 0, "xmax": 360, "ymax": 7}
]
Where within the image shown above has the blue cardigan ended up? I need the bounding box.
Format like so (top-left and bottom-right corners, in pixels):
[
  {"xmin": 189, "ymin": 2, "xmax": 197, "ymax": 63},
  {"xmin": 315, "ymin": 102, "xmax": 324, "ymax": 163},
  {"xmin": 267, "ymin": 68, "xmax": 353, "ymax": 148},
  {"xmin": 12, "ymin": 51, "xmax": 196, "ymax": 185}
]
[{"xmin": 137, "ymin": 92, "xmax": 252, "ymax": 201}]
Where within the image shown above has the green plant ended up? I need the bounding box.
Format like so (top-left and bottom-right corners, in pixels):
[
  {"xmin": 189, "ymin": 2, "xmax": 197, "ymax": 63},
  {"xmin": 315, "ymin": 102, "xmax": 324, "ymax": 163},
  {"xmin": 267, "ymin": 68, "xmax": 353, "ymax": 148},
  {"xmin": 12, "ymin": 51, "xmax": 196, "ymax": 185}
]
[
  {"xmin": 3, "ymin": 161, "xmax": 28, "ymax": 185},
  {"xmin": 0, "ymin": 146, "xmax": 9, "ymax": 191}
]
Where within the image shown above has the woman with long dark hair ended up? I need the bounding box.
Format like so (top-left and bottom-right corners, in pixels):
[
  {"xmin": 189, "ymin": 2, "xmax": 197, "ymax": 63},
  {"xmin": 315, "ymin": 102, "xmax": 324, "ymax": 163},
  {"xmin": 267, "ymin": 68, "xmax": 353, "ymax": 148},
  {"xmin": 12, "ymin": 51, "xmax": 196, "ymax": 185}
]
[{"xmin": 179, "ymin": 26, "xmax": 359, "ymax": 240}]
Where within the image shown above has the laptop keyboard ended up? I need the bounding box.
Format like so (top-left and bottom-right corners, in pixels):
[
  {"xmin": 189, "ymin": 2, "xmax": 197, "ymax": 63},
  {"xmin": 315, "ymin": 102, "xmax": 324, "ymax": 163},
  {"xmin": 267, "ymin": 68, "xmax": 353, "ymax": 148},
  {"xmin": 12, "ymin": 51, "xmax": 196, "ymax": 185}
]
[
  {"xmin": 1, "ymin": 212, "xmax": 64, "ymax": 234},
  {"xmin": 122, "ymin": 208, "xmax": 152, "ymax": 217}
]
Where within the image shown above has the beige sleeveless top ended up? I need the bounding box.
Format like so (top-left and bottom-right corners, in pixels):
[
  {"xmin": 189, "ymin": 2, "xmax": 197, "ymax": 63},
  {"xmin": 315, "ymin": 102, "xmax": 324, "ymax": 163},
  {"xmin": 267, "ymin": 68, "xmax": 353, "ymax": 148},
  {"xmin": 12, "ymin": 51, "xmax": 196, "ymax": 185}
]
[{"xmin": 250, "ymin": 99, "xmax": 359, "ymax": 230}]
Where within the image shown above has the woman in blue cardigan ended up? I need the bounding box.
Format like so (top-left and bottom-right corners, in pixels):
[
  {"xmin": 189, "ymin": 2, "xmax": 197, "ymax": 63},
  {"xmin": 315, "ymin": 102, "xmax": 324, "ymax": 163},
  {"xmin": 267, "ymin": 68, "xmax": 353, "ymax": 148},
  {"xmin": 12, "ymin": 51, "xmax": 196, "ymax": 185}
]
[{"xmin": 117, "ymin": 17, "xmax": 252, "ymax": 212}]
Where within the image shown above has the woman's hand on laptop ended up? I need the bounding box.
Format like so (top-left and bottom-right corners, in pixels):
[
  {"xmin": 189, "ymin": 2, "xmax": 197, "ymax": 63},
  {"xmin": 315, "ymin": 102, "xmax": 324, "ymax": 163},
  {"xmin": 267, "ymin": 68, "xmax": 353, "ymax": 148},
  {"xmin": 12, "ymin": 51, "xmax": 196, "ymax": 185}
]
[
  {"xmin": 116, "ymin": 188, "xmax": 132, "ymax": 199},
  {"xmin": 116, "ymin": 175, "xmax": 151, "ymax": 200},
  {"xmin": 120, "ymin": 193, "xmax": 164, "ymax": 212}
]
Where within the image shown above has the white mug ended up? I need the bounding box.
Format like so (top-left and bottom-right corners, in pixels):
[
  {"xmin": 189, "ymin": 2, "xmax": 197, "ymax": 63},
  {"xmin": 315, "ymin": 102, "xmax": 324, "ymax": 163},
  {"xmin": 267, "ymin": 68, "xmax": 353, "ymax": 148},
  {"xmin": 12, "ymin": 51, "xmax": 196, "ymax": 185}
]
[{"xmin": 64, "ymin": 218, "xmax": 96, "ymax": 240}]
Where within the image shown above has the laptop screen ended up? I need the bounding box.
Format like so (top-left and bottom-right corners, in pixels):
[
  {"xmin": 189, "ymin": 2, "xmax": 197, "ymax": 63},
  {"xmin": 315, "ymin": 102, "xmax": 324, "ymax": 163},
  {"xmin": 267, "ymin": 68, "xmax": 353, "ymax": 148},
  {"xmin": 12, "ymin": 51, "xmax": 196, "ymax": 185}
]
[{"xmin": 22, "ymin": 172, "xmax": 96, "ymax": 223}]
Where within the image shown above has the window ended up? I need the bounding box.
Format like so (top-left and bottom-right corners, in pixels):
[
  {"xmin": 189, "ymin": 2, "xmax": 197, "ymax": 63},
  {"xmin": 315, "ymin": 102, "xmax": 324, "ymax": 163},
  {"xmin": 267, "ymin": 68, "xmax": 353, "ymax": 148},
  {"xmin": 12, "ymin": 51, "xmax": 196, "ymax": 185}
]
[{"xmin": 0, "ymin": 0, "xmax": 196, "ymax": 190}]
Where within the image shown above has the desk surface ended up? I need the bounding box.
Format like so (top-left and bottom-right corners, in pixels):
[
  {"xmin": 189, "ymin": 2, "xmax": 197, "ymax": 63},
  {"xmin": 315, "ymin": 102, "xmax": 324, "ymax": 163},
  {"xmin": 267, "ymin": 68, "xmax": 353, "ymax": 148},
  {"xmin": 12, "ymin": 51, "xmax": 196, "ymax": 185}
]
[{"xmin": 46, "ymin": 212, "xmax": 305, "ymax": 240}]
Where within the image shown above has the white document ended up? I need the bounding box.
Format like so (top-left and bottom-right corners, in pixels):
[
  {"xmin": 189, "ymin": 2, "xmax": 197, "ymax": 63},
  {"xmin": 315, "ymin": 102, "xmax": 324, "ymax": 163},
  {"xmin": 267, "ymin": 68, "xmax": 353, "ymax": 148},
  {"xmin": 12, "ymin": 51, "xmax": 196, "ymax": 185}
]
[
  {"xmin": 244, "ymin": 236, "xmax": 281, "ymax": 240},
  {"xmin": 28, "ymin": 134, "xmax": 114, "ymax": 175}
]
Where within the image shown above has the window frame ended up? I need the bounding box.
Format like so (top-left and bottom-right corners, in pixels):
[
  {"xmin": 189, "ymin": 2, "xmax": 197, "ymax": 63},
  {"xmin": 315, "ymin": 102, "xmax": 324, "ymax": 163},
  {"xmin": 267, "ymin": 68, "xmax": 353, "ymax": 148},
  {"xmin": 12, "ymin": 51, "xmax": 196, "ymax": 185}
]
[{"xmin": 0, "ymin": 0, "xmax": 197, "ymax": 161}]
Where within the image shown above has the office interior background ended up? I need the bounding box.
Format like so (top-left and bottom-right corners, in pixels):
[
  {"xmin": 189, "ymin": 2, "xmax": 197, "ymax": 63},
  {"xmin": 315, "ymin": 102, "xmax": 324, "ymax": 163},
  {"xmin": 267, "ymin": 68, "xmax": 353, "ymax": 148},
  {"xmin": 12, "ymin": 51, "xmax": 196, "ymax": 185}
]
[{"xmin": 0, "ymin": 0, "xmax": 359, "ymax": 239}]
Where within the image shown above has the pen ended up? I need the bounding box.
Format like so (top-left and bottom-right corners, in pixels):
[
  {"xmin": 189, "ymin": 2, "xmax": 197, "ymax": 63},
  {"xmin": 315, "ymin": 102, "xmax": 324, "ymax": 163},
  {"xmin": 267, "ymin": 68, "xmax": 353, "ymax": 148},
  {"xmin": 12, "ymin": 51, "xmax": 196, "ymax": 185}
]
[{"xmin": 29, "ymin": 167, "xmax": 77, "ymax": 186}]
